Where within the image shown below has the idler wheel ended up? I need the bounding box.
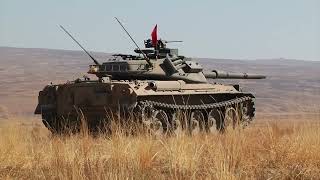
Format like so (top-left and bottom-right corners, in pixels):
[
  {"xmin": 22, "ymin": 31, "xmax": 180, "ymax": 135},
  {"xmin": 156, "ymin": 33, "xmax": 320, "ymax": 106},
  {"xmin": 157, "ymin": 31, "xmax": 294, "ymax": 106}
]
[
  {"xmin": 189, "ymin": 110, "xmax": 205, "ymax": 135},
  {"xmin": 223, "ymin": 107, "xmax": 239, "ymax": 131},
  {"xmin": 207, "ymin": 108, "xmax": 223, "ymax": 132}
]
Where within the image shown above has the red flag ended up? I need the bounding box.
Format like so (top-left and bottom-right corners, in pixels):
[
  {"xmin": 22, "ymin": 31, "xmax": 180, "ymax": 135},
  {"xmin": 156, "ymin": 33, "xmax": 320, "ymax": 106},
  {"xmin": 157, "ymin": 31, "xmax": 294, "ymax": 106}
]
[{"xmin": 151, "ymin": 24, "xmax": 157, "ymax": 47}]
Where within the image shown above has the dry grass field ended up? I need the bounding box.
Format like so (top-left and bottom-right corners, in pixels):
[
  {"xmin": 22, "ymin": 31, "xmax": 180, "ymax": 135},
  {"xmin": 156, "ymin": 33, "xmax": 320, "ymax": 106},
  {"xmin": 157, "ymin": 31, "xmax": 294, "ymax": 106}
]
[{"xmin": 0, "ymin": 117, "xmax": 320, "ymax": 179}]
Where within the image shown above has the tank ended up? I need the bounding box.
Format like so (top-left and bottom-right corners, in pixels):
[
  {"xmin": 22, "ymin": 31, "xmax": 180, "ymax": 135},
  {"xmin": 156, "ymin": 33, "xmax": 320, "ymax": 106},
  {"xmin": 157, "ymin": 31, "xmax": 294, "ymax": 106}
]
[{"xmin": 34, "ymin": 24, "xmax": 265, "ymax": 135}]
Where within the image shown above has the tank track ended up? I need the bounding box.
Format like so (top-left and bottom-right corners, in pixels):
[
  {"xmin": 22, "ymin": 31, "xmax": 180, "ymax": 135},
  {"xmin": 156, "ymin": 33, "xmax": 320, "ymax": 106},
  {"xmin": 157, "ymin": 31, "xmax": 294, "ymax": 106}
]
[
  {"xmin": 136, "ymin": 96, "xmax": 256, "ymax": 135},
  {"xmin": 142, "ymin": 96, "xmax": 253, "ymax": 110}
]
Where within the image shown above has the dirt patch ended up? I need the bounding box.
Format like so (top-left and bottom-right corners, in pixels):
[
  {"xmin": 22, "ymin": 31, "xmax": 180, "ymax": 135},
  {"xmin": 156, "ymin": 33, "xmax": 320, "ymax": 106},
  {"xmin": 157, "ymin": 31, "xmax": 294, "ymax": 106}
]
[{"xmin": 0, "ymin": 105, "xmax": 9, "ymax": 119}]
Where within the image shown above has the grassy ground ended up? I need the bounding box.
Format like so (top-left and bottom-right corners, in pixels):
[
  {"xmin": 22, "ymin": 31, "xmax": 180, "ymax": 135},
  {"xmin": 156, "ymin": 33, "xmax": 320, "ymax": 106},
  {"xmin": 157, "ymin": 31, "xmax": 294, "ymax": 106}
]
[{"xmin": 0, "ymin": 118, "xmax": 319, "ymax": 180}]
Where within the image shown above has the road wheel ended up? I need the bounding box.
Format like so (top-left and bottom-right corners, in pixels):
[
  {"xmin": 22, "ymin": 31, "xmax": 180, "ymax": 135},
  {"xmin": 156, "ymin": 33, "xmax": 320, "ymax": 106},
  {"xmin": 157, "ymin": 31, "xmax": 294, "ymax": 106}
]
[
  {"xmin": 207, "ymin": 108, "xmax": 223, "ymax": 133},
  {"xmin": 223, "ymin": 107, "xmax": 239, "ymax": 131},
  {"xmin": 169, "ymin": 111, "xmax": 184, "ymax": 135},
  {"xmin": 150, "ymin": 110, "xmax": 169, "ymax": 136},
  {"xmin": 189, "ymin": 110, "xmax": 205, "ymax": 135}
]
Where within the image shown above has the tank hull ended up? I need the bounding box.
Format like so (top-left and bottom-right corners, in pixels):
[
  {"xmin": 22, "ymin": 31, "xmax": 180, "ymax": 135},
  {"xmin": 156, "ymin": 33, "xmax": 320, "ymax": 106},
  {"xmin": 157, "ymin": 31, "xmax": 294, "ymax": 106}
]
[{"xmin": 35, "ymin": 80, "xmax": 256, "ymax": 134}]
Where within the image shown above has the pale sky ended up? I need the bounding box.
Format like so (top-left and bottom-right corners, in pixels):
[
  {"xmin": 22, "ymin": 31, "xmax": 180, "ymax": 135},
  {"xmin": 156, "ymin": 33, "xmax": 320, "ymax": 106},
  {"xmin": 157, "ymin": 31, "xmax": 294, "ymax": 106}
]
[{"xmin": 1, "ymin": 0, "xmax": 319, "ymax": 60}]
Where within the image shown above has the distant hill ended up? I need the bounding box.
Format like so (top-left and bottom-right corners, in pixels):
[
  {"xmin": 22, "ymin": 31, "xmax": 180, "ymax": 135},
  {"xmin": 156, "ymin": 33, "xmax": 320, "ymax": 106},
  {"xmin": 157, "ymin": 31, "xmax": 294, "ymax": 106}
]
[{"xmin": 1, "ymin": 47, "xmax": 319, "ymax": 119}]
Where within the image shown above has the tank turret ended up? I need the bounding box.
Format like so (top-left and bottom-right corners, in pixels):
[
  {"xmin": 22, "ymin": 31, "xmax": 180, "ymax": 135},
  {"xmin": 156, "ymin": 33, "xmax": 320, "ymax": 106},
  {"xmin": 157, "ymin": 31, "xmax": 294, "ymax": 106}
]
[
  {"xmin": 84, "ymin": 21, "xmax": 265, "ymax": 83},
  {"xmin": 87, "ymin": 37, "xmax": 265, "ymax": 83}
]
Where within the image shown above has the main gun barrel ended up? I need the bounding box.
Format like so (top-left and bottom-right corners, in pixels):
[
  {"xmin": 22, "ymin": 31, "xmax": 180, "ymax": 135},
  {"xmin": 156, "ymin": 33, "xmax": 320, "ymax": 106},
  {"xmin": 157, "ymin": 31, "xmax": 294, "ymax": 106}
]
[{"xmin": 204, "ymin": 70, "xmax": 266, "ymax": 79}]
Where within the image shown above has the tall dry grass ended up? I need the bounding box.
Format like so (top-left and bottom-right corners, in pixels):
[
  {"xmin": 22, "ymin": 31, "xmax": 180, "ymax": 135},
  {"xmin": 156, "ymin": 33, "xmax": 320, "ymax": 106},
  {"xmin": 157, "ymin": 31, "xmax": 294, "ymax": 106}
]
[{"xmin": 0, "ymin": 118, "xmax": 319, "ymax": 179}]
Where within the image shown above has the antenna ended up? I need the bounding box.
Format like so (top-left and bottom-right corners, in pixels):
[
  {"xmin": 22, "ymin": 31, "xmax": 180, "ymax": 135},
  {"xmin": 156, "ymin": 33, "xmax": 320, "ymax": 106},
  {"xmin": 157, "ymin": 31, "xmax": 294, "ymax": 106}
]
[
  {"xmin": 114, "ymin": 17, "xmax": 153, "ymax": 67},
  {"xmin": 164, "ymin": 40, "xmax": 183, "ymax": 43},
  {"xmin": 59, "ymin": 25, "xmax": 100, "ymax": 65}
]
